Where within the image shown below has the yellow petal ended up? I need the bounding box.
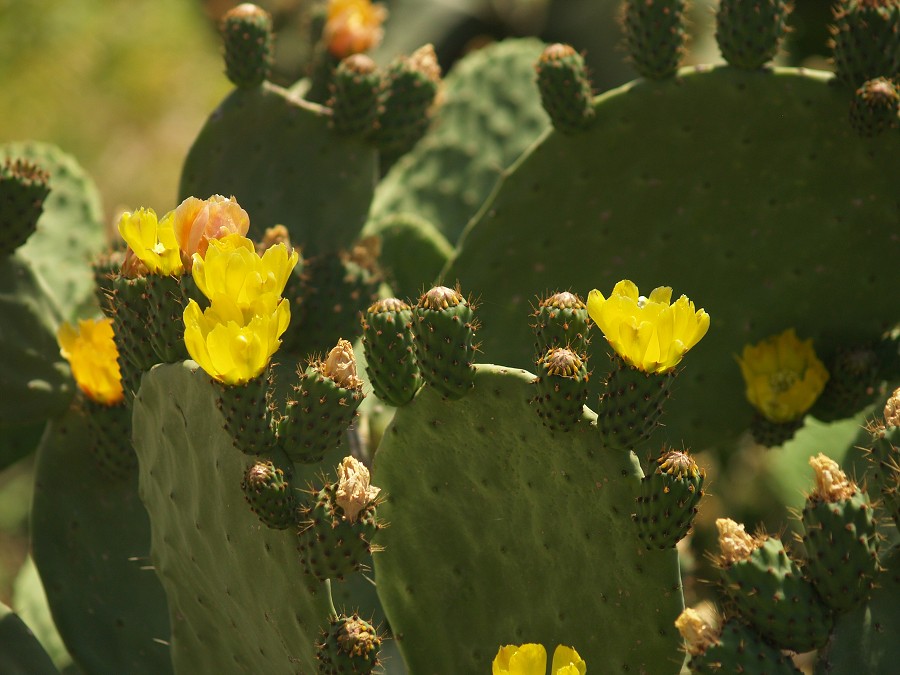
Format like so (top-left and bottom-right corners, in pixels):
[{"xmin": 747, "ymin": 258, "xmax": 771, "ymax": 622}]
[
  {"xmin": 508, "ymin": 643, "xmax": 547, "ymax": 675},
  {"xmin": 611, "ymin": 279, "xmax": 639, "ymax": 301},
  {"xmin": 586, "ymin": 288, "xmax": 606, "ymax": 327},
  {"xmin": 551, "ymin": 645, "xmax": 586, "ymax": 675},
  {"xmin": 57, "ymin": 318, "xmax": 124, "ymax": 405},
  {"xmin": 647, "ymin": 285, "xmax": 672, "ymax": 305}
]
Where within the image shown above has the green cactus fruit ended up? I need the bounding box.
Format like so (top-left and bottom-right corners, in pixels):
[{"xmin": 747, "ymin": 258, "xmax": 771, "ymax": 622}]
[
  {"xmin": 0, "ymin": 158, "xmax": 50, "ymax": 257},
  {"xmin": 361, "ymin": 298, "xmax": 422, "ymax": 407},
  {"xmin": 716, "ymin": 519, "xmax": 834, "ymax": 652},
  {"xmin": 812, "ymin": 344, "xmax": 880, "ymax": 421},
  {"xmin": 221, "ymin": 3, "xmax": 273, "ymax": 88},
  {"xmin": 864, "ymin": 391, "xmax": 900, "ymax": 526},
  {"xmin": 280, "ymin": 340, "xmax": 366, "ymax": 464},
  {"xmin": 215, "ymin": 369, "xmax": 274, "ymax": 456},
  {"xmin": 330, "ymin": 54, "xmax": 382, "ymax": 137},
  {"xmin": 85, "ymin": 399, "xmax": 136, "ymax": 481},
  {"xmin": 316, "ymin": 612, "xmax": 382, "ymax": 675},
  {"xmin": 531, "ymin": 290, "xmax": 590, "ymax": 357},
  {"xmin": 677, "ymin": 610, "xmax": 802, "ymax": 674},
  {"xmin": 531, "ymin": 347, "xmax": 590, "ymax": 432},
  {"xmin": 110, "ymin": 274, "xmax": 157, "ymax": 374},
  {"xmin": 749, "ymin": 412, "xmax": 803, "ymax": 448},
  {"xmin": 534, "ymin": 44, "xmax": 596, "ymax": 133},
  {"xmin": 831, "ymin": 0, "xmax": 900, "ymax": 89},
  {"xmin": 801, "ymin": 454, "xmax": 879, "ymax": 612},
  {"xmin": 716, "ymin": 0, "xmax": 792, "ymax": 70},
  {"xmin": 297, "ymin": 457, "xmax": 382, "ymax": 581},
  {"xmin": 635, "ymin": 447, "xmax": 705, "ymax": 549},
  {"xmin": 850, "ymin": 77, "xmax": 900, "ymax": 136},
  {"xmin": 145, "ymin": 274, "xmax": 189, "ymax": 363},
  {"xmin": 621, "ymin": 0, "xmax": 688, "ymax": 80},
  {"xmin": 241, "ymin": 453, "xmax": 298, "ymax": 530},
  {"xmin": 411, "ymin": 285, "xmax": 477, "ymax": 400},
  {"xmin": 372, "ymin": 44, "xmax": 441, "ymax": 161},
  {"xmin": 286, "ymin": 245, "xmax": 380, "ymax": 357},
  {"xmin": 596, "ymin": 353, "xmax": 673, "ymax": 450},
  {"xmin": 92, "ymin": 249, "xmax": 122, "ymax": 318}
]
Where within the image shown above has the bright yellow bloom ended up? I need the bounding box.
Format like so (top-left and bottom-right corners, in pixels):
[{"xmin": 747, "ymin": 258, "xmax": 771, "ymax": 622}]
[
  {"xmin": 492, "ymin": 644, "xmax": 586, "ymax": 675},
  {"xmin": 737, "ymin": 328, "xmax": 829, "ymax": 423},
  {"xmin": 57, "ymin": 318, "xmax": 124, "ymax": 406},
  {"xmin": 117, "ymin": 208, "xmax": 183, "ymax": 276},
  {"xmin": 183, "ymin": 292, "xmax": 290, "ymax": 386},
  {"xmin": 587, "ymin": 280, "xmax": 709, "ymax": 374},
  {"xmin": 324, "ymin": 0, "xmax": 388, "ymax": 58},
  {"xmin": 173, "ymin": 195, "xmax": 249, "ymax": 267},
  {"xmin": 191, "ymin": 234, "xmax": 298, "ymax": 307}
]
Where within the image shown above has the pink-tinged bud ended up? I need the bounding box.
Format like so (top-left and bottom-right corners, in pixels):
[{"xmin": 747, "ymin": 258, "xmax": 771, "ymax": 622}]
[{"xmin": 173, "ymin": 195, "xmax": 250, "ymax": 268}]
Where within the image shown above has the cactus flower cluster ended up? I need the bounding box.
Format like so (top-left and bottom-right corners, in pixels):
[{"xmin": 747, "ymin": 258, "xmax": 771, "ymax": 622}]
[{"xmin": 56, "ymin": 317, "xmax": 123, "ymax": 406}]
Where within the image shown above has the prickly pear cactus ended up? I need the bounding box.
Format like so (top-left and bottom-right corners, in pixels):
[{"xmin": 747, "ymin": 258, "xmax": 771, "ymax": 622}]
[
  {"xmin": 446, "ymin": 66, "xmax": 900, "ymax": 447},
  {"xmin": 0, "ymin": 602, "xmax": 58, "ymax": 675},
  {"xmin": 373, "ymin": 365, "xmax": 685, "ymax": 673}
]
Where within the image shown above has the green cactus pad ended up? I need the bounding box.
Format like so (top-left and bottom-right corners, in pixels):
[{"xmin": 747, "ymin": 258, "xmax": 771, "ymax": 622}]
[
  {"xmin": 279, "ymin": 358, "xmax": 365, "ymax": 464},
  {"xmin": 718, "ymin": 536, "xmax": 833, "ymax": 652},
  {"xmin": 801, "ymin": 487, "xmax": 879, "ymax": 611},
  {"xmin": 831, "ymin": 0, "xmax": 900, "ymax": 89},
  {"xmin": 241, "ymin": 454, "xmax": 298, "ymax": 530},
  {"xmin": 1, "ymin": 142, "xmax": 105, "ymax": 321},
  {"xmin": 0, "ymin": 255, "xmax": 71, "ymax": 430},
  {"xmin": 531, "ymin": 291, "xmax": 591, "ymax": 358},
  {"xmin": 316, "ymin": 613, "xmax": 382, "ymax": 675},
  {"xmin": 411, "ymin": 286, "xmax": 477, "ymax": 399},
  {"xmin": 716, "ymin": 0, "xmax": 791, "ymax": 70},
  {"xmin": 597, "ymin": 354, "xmax": 673, "ymax": 450},
  {"xmin": 373, "ymin": 364, "xmax": 685, "ymax": 674},
  {"xmin": 531, "ymin": 347, "xmax": 590, "ymax": 432},
  {"xmin": 0, "ymin": 157, "xmax": 50, "ymax": 256},
  {"xmin": 297, "ymin": 480, "xmax": 381, "ymax": 582},
  {"xmin": 621, "ymin": 0, "xmax": 687, "ymax": 79},
  {"xmin": 362, "ymin": 298, "xmax": 423, "ymax": 407},
  {"xmin": 179, "ymin": 83, "xmax": 377, "ymax": 257},
  {"xmin": 849, "ymin": 77, "xmax": 900, "ymax": 137},
  {"xmin": 444, "ymin": 66, "xmax": 900, "ymax": 449},
  {"xmin": 329, "ymin": 55, "xmax": 382, "ymax": 137},
  {"xmin": 0, "ymin": 602, "xmax": 59, "ymax": 675},
  {"xmin": 818, "ymin": 543, "xmax": 900, "ymax": 674},
  {"xmin": 84, "ymin": 398, "xmax": 137, "ymax": 480},
  {"xmin": 132, "ymin": 361, "xmax": 332, "ymax": 673},
  {"xmin": 535, "ymin": 44, "xmax": 595, "ymax": 133},
  {"xmin": 686, "ymin": 617, "xmax": 802, "ymax": 674},
  {"xmin": 636, "ymin": 448, "xmax": 705, "ymax": 549},
  {"xmin": 31, "ymin": 404, "xmax": 173, "ymax": 675},
  {"xmin": 220, "ymin": 3, "xmax": 273, "ymax": 88}
]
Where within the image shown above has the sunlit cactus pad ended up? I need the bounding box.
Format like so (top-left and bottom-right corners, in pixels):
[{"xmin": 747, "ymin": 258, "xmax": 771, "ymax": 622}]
[
  {"xmin": 132, "ymin": 362, "xmax": 331, "ymax": 673},
  {"xmin": 446, "ymin": 66, "xmax": 900, "ymax": 446},
  {"xmin": 373, "ymin": 365, "xmax": 684, "ymax": 673}
]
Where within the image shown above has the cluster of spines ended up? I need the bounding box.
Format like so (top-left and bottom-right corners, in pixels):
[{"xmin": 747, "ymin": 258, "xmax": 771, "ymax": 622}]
[
  {"xmin": 316, "ymin": 613, "xmax": 383, "ymax": 674},
  {"xmin": 635, "ymin": 447, "xmax": 705, "ymax": 549},
  {"xmin": 220, "ymin": 3, "xmax": 273, "ymax": 88},
  {"xmin": 0, "ymin": 157, "xmax": 50, "ymax": 256},
  {"xmin": 715, "ymin": 0, "xmax": 792, "ymax": 70},
  {"xmin": 279, "ymin": 340, "xmax": 366, "ymax": 464},
  {"xmin": 241, "ymin": 454, "xmax": 298, "ymax": 530},
  {"xmin": 410, "ymin": 285, "xmax": 478, "ymax": 400},
  {"xmin": 621, "ymin": 0, "xmax": 688, "ymax": 80},
  {"xmin": 531, "ymin": 291, "xmax": 590, "ymax": 356},
  {"xmin": 534, "ymin": 44, "xmax": 596, "ymax": 133},
  {"xmin": 849, "ymin": 77, "xmax": 900, "ymax": 136},
  {"xmin": 361, "ymin": 298, "xmax": 422, "ymax": 406},
  {"xmin": 329, "ymin": 54, "xmax": 382, "ymax": 137},
  {"xmin": 296, "ymin": 476, "xmax": 382, "ymax": 582},
  {"xmin": 531, "ymin": 347, "xmax": 590, "ymax": 432}
]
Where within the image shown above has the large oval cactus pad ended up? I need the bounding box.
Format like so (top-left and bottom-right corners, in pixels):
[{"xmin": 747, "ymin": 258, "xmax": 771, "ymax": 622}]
[
  {"xmin": 373, "ymin": 365, "xmax": 684, "ymax": 674},
  {"xmin": 445, "ymin": 67, "xmax": 900, "ymax": 448}
]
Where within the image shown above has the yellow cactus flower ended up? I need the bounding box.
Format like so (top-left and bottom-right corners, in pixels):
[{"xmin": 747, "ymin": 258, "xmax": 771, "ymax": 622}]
[
  {"xmin": 191, "ymin": 233, "xmax": 298, "ymax": 307},
  {"xmin": 324, "ymin": 0, "xmax": 388, "ymax": 59},
  {"xmin": 182, "ymin": 293, "xmax": 290, "ymax": 386},
  {"xmin": 57, "ymin": 318, "xmax": 124, "ymax": 406},
  {"xmin": 492, "ymin": 644, "xmax": 586, "ymax": 675},
  {"xmin": 173, "ymin": 195, "xmax": 250, "ymax": 267},
  {"xmin": 587, "ymin": 280, "xmax": 709, "ymax": 374},
  {"xmin": 737, "ymin": 328, "xmax": 829, "ymax": 423},
  {"xmin": 117, "ymin": 207, "xmax": 183, "ymax": 276}
]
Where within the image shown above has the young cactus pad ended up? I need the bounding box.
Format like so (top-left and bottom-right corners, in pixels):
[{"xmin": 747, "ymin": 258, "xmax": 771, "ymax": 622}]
[
  {"xmin": 372, "ymin": 365, "xmax": 684, "ymax": 673},
  {"xmin": 445, "ymin": 66, "xmax": 900, "ymax": 447}
]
